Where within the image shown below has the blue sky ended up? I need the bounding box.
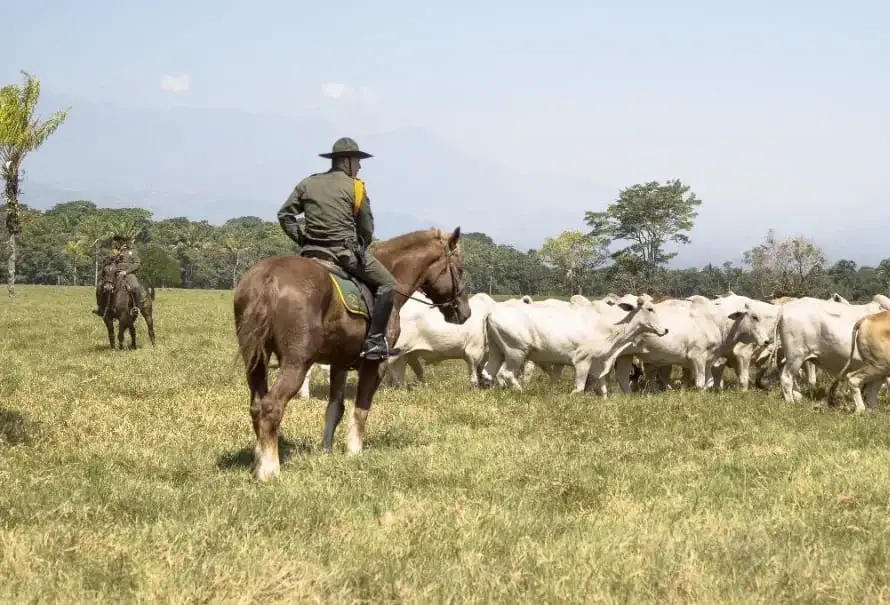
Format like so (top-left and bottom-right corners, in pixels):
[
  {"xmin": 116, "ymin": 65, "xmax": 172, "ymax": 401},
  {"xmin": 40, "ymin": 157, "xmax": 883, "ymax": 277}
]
[{"xmin": 3, "ymin": 0, "xmax": 890, "ymax": 263}]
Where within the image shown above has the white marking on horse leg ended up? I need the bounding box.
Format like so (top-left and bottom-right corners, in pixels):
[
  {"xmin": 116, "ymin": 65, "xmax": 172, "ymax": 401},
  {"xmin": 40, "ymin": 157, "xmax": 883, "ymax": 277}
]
[
  {"xmin": 346, "ymin": 407, "xmax": 369, "ymax": 454},
  {"xmin": 253, "ymin": 440, "xmax": 281, "ymax": 482}
]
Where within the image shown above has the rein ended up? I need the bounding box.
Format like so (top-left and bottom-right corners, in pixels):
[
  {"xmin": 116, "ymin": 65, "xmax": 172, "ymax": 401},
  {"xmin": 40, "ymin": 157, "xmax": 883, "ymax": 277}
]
[{"xmin": 394, "ymin": 243, "xmax": 465, "ymax": 311}]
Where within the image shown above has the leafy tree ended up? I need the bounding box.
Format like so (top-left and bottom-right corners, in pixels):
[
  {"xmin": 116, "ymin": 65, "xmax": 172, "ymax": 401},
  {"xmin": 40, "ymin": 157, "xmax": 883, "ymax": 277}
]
[
  {"xmin": 538, "ymin": 230, "xmax": 607, "ymax": 295},
  {"xmin": 585, "ymin": 179, "xmax": 702, "ymax": 289},
  {"xmin": 742, "ymin": 230, "xmax": 827, "ymax": 297},
  {"xmin": 139, "ymin": 244, "xmax": 182, "ymax": 288},
  {"xmin": 0, "ymin": 70, "xmax": 70, "ymax": 297}
]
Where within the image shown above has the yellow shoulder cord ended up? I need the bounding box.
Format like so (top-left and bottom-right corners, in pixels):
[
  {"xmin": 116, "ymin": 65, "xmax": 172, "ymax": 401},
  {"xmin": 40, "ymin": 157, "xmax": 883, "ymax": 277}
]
[{"xmin": 353, "ymin": 178, "xmax": 364, "ymax": 216}]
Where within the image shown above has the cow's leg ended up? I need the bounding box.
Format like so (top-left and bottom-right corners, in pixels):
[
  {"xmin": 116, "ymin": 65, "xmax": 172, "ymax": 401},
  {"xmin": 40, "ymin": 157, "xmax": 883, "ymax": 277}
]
[
  {"xmin": 520, "ymin": 360, "xmax": 537, "ymax": 386},
  {"xmin": 545, "ymin": 364, "xmax": 565, "ymax": 381},
  {"xmin": 495, "ymin": 349, "xmax": 527, "ymax": 390},
  {"xmin": 735, "ymin": 354, "xmax": 752, "ymax": 391},
  {"xmin": 690, "ymin": 358, "xmax": 709, "ymax": 390},
  {"xmin": 386, "ymin": 356, "xmax": 409, "ymax": 388},
  {"xmin": 845, "ymin": 366, "xmax": 886, "ymax": 413},
  {"xmin": 806, "ymin": 361, "xmax": 818, "ymax": 387},
  {"xmin": 780, "ymin": 356, "xmax": 806, "ymax": 403},
  {"xmin": 711, "ymin": 360, "xmax": 726, "ymax": 391},
  {"xmin": 613, "ymin": 356, "xmax": 635, "ymax": 394},
  {"xmin": 584, "ymin": 374, "xmax": 608, "ymax": 396},
  {"xmin": 482, "ymin": 344, "xmax": 506, "ymax": 388},
  {"xmin": 571, "ymin": 358, "xmax": 593, "ymax": 394},
  {"xmin": 863, "ymin": 378, "xmax": 883, "ymax": 410},
  {"xmin": 407, "ymin": 356, "xmax": 425, "ymax": 384}
]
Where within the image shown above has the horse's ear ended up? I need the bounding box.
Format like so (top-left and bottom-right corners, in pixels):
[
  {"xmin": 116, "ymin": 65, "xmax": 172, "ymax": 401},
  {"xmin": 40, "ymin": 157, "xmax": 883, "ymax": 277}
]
[{"xmin": 447, "ymin": 226, "xmax": 461, "ymax": 250}]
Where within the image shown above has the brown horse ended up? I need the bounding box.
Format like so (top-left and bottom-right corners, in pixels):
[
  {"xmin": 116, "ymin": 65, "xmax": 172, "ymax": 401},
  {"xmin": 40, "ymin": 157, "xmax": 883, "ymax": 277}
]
[
  {"xmin": 99, "ymin": 265, "xmax": 156, "ymax": 349},
  {"xmin": 233, "ymin": 227, "xmax": 471, "ymax": 482}
]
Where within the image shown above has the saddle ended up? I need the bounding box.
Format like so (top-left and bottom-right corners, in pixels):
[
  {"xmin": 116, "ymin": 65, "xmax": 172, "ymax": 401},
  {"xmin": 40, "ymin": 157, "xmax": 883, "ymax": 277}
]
[{"xmin": 304, "ymin": 254, "xmax": 375, "ymax": 319}]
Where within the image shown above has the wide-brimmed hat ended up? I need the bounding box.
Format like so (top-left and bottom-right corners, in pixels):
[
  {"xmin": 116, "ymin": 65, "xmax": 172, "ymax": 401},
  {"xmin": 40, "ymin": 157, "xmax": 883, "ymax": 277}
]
[{"xmin": 319, "ymin": 137, "xmax": 373, "ymax": 159}]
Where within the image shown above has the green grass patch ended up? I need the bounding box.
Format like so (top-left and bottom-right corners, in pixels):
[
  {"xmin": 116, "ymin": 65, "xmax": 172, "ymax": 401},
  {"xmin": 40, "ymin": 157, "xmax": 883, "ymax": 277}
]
[{"xmin": 2, "ymin": 285, "xmax": 890, "ymax": 603}]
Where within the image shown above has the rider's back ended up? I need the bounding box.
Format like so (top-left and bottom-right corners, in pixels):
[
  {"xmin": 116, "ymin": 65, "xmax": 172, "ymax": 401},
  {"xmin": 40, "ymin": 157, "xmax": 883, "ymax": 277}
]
[{"xmin": 298, "ymin": 170, "xmax": 361, "ymax": 245}]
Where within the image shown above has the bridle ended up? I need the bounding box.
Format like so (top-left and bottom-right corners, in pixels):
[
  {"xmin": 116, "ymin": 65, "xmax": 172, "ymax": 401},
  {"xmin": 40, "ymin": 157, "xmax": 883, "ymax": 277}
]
[{"xmin": 395, "ymin": 241, "xmax": 466, "ymax": 312}]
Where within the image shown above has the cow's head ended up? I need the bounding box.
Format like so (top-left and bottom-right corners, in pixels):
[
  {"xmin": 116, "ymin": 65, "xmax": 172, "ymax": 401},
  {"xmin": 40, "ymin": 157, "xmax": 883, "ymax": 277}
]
[
  {"xmin": 727, "ymin": 303, "xmax": 772, "ymax": 348},
  {"xmin": 617, "ymin": 294, "xmax": 670, "ymax": 338}
]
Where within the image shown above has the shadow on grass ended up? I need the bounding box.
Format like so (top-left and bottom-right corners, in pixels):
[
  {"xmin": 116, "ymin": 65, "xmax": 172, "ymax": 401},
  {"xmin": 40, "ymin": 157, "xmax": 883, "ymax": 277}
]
[
  {"xmin": 0, "ymin": 409, "xmax": 41, "ymax": 446},
  {"xmin": 216, "ymin": 435, "xmax": 315, "ymax": 470},
  {"xmin": 363, "ymin": 426, "xmax": 421, "ymax": 450}
]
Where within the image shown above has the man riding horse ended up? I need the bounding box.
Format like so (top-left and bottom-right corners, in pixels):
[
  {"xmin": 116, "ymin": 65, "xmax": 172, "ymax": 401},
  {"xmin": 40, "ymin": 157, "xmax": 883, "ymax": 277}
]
[
  {"xmin": 92, "ymin": 238, "xmax": 146, "ymax": 316},
  {"xmin": 277, "ymin": 137, "xmax": 397, "ymax": 361}
]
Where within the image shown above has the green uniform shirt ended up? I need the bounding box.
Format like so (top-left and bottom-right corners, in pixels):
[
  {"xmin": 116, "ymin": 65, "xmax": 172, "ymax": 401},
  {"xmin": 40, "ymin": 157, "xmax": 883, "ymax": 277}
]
[
  {"xmin": 277, "ymin": 169, "xmax": 374, "ymax": 249},
  {"xmin": 117, "ymin": 248, "xmax": 141, "ymax": 274}
]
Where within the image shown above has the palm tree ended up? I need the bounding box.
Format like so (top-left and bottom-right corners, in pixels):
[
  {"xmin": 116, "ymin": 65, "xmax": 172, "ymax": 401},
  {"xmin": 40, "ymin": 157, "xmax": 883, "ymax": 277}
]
[
  {"xmin": 0, "ymin": 71, "xmax": 70, "ymax": 297},
  {"xmin": 221, "ymin": 230, "xmax": 252, "ymax": 288},
  {"xmin": 76, "ymin": 215, "xmax": 114, "ymax": 287},
  {"xmin": 62, "ymin": 238, "xmax": 89, "ymax": 285}
]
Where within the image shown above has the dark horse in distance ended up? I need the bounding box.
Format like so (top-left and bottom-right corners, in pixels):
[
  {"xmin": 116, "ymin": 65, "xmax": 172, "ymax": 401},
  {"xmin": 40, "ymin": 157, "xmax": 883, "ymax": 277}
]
[
  {"xmin": 98, "ymin": 264, "xmax": 157, "ymax": 349},
  {"xmin": 233, "ymin": 227, "xmax": 471, "ymax": 482}
]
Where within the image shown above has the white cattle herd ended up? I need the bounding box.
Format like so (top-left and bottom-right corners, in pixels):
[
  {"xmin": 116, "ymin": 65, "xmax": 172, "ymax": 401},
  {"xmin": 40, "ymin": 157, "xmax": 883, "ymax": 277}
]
[{"xmin": 295, "ymin": 290, "xmax": 890, "ymax": 413}]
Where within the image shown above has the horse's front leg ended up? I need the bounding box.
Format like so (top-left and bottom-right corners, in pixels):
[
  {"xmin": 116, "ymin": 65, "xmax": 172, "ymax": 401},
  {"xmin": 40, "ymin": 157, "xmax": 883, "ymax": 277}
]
[
  {"xmin": 346, "ymin": 360, "xmax": 385, "ymax": 454},
  {"xmin": 322, "ymin": 365, "xmax": 349, "ymax": 451},
  {"xmin": 117, "ymin": 318, "xmax": 127, "ymax": 350},
  {"xmin": 103, "ymin": 316, "xmax": 116, "ymax": 349},
  {"xmin": 128, "ymin": 323, "xmax": 137, "ymax": 349}
]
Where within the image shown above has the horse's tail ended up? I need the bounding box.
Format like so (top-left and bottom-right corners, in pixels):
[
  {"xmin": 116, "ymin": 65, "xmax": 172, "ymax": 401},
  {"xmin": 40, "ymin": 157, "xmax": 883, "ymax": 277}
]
[
  {"xmin": 234, "ymin": 268, "xmax": 279, "ymax": 374},
  {"xmin": 149, "ymin": 286, "xmax": 156, "ymax": 300}
]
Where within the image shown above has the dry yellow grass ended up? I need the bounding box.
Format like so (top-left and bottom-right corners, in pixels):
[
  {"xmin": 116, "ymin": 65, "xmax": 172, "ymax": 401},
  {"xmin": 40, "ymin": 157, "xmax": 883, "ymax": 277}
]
[{"xmin": 3, "ymin": 285, "xmax": 890, "ymax": 604}]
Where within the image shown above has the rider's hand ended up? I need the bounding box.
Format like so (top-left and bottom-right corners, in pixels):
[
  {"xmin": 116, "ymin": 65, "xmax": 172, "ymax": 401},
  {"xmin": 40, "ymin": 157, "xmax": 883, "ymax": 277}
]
[{"xmin": 118, "ymin": 270, "xmax": 126, "ymax": 276}]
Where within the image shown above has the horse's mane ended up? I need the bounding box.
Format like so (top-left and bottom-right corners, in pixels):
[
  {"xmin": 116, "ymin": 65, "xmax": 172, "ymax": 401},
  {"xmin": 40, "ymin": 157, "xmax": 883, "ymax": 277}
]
[{"xmin": 373, "ymin": 227, "xmax": 448, "ymax": 258}]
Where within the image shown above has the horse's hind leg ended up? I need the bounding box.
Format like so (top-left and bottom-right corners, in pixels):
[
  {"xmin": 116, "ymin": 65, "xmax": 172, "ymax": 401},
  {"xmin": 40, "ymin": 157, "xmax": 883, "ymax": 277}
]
[
  {"xmin": 322, "ymin": 364, "xmax": 349, "ymax": 451},
  {"xmin": 128, "ymin": 323, "xmax": 137, "ymax": 349},
  {"xmin": 252, "ymin": 361, "xmax": 309, "ymax": 482},
  {"xmin": 346, "ymin": 361, "xmax": 385, "ymax": 454}
]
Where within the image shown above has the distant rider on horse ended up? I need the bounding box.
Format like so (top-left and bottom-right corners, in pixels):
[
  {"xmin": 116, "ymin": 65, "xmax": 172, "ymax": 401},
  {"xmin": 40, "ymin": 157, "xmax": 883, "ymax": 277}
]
[
  {"xmin": 277, "ymin": 137, "xmax": 397, "ymax": 361},
  {"xmin": 92, "ymin": 238, "xmax": 146, "ymax": 316}
]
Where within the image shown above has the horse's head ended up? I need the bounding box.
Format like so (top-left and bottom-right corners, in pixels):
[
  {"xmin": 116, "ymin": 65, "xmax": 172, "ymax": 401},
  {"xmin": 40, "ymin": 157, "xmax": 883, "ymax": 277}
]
[
  {"xmin": 100, "ymin": 264, "xmax": 119, "ymax": 293},
  {"xmin": 419, "ymin": 227, "xmax": 471, "ymax": 325}
]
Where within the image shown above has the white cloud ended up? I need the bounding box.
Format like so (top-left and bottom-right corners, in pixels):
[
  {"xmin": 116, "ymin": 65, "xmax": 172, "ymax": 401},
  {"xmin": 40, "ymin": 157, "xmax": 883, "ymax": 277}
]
[
  {"xmin": 159, "ymin": 73, "xmax": 191, "ymax": 93},
  {"xmin": 321, "ymin": 82, "xmax": 351, "ymax": 99},
  {"xmin": 321, "ymin": 82, "xmax": 381, "ymax": 111}
]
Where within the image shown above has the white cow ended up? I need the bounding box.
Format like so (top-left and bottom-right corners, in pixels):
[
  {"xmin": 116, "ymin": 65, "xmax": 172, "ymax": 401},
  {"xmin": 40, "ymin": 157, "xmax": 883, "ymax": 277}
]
[
  {"xmin": 385, "ymin": 291, "xmax": 499, "ymax": 387},
  {"xmin": 482, "ymin": 294, "xmax": 669, "ymax": 394},
  {"xmin": 763, "ymin": 293, "xmax": 852, "ymax": 390},
  {"xmin": 295, "ymin": 293, "xmax": 436, "ymax": 398},
  {"xmin": 777, "ymin": 294, "xmax": 890, "ymax": 402},
  {"xmin": 613, "ymin": 295, "xmax": 773, "ymax": 393},
  {"xmin": 709, "ymin": 293, "xmax": 781, "ymax": 390},
  {"xmin": 297, "ymin": 363, "xmax": 331, "ymax": 399}
]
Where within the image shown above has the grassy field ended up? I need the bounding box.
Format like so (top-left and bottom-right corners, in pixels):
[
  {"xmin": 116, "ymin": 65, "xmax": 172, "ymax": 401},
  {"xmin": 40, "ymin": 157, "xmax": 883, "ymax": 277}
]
[{"xmin": 4, "ymin": 285, "xmax": 890, "ymax": 604}]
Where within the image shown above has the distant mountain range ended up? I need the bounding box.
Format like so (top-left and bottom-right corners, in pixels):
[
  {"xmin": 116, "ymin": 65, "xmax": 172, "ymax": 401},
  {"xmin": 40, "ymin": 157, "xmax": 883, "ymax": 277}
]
[
  {"xmin": 21, "ymin": 91, "xmax": 599, "ymax": 253},
  {"xmin": 17, "ymin": 91, "xmax": 889, "ymax": 268}
]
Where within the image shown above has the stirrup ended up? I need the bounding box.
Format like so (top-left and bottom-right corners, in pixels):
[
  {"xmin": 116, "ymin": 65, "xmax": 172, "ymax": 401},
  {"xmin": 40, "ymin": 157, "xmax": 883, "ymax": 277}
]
[{"xmin": 360, "ymin": 335, "xmax": 400, "ymax": 361}]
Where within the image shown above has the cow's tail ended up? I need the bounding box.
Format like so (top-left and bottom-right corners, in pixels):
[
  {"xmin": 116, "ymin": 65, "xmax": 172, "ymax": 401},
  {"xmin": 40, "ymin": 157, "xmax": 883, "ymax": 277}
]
[
  {"xmin": 827, "ymin": 316, "xmax": 865, "ymax": 407},
  {"xmin": 767, "ymin": 305, "xmax": 784, "ymax": 372}
]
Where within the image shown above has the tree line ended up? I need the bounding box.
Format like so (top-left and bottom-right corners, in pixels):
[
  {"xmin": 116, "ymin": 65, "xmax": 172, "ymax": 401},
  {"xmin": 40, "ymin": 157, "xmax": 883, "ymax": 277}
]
[
  {"xmin": 3, "ymin": 70, "xmax": 889, "ymax": 302},
  {"xmin": 2, "ymin": 195, "xmax": 889, "ymax": 303}
]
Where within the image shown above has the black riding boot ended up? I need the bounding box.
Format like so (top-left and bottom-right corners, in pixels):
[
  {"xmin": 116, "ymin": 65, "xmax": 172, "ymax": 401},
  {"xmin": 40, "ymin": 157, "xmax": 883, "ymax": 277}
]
[
  {"xmin": 130, "ymin": 288, "xmax": 145, "ymax": 315},
  {"xmin": 360, "ymin": 288, "xmax": 399, "ymax": 361}
]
